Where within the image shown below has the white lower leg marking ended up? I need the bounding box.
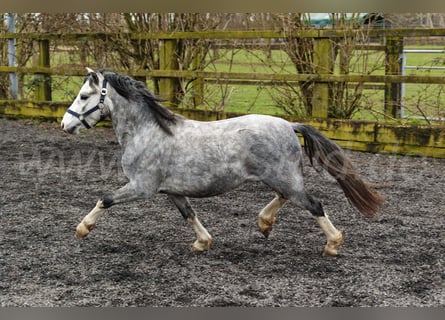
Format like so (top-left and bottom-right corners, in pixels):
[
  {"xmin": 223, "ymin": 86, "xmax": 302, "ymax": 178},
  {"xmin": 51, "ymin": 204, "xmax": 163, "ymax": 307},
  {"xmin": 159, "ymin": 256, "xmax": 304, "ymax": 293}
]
[
  {"xmin": 258, "ymin": 195, "xmax": 287, "ymax": 237},
  {"xmin": 316, "ymin": 215, "xmax": 343, "ymax": 256},
  {"xmin": 188, "ymin": 216, "xmax": 213, "ymax": 251},
  {"xmin": 75, "ymin": 200, "xmax": 106, "ymax": 238}
]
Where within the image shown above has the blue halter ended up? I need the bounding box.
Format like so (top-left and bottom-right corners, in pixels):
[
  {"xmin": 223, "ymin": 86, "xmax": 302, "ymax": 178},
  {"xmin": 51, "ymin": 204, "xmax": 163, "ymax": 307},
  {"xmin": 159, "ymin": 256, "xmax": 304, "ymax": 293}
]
[{"xmin": 67, "ymin": 79, "xmax": 108, "ymax": 129}]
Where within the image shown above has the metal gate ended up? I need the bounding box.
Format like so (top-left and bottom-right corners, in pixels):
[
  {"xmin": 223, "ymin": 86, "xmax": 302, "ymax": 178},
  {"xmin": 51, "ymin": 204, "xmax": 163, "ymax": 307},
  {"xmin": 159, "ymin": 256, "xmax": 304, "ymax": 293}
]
[{"xmin": 401, "ymin": 49, "xmax": 445, "ymax": 120}]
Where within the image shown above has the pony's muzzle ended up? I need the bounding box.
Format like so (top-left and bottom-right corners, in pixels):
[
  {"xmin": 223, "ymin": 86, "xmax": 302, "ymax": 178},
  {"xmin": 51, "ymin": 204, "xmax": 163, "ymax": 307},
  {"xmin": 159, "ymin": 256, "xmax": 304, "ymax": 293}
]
[
  {"xmin": 61, "ymin": 121, "xmax": 72, "ymax": 134},
  {"xmin": 61, "ymin": 119, "xmax": 79, "ymax": 134}
]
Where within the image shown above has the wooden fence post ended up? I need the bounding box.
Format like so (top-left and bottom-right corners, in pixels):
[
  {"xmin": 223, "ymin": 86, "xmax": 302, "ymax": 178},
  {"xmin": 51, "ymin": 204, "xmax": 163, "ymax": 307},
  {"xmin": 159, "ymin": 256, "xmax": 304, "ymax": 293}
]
[
  {"xmin": 191, "ymin": 49, "xmax": 204, "ymax": 107},
  {"xmin": 311, "ymin": 38, "xmax": 332, "ymax": 118},
  {"xmin": 36, "ymin": 39, "xmax": 51, "ymax": 101},
  {"xmin": 159, "ymin": 39, "xmax": 179, "ymax": 107},
  {"xmin": 7, "ymin": 13, "xmax": 18, "ymax": 100},
  {"xmin": 384, "ymin": 36, "xmax": 403, "ymax": 118}
]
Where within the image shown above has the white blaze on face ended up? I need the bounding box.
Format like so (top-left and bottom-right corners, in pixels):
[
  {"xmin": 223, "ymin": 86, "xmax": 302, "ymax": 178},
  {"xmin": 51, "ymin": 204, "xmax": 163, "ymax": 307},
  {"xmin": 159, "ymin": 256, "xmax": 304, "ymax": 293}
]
[
  {"xmin": 61, "ymin": 68, "xmax": 100, "ymax": 134},
  {"xmin": 61, "ymin": 110, "xmax": 81, "ymax": 134}
]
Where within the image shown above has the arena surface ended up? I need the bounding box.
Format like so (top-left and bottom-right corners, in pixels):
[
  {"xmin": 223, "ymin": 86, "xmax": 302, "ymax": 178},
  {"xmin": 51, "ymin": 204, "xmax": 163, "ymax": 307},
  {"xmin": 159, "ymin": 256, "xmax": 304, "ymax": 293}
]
[{"xmin": 0, "ymin": 118, "xmax": 444, "ymax": 306}]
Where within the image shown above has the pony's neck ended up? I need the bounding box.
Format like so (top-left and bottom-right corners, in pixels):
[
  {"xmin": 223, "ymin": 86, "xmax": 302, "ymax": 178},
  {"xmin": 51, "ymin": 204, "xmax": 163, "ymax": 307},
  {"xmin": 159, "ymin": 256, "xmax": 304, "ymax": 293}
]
[{"xmin": 108, "ymin": 94, "xmax": 158, "ymax": 147}]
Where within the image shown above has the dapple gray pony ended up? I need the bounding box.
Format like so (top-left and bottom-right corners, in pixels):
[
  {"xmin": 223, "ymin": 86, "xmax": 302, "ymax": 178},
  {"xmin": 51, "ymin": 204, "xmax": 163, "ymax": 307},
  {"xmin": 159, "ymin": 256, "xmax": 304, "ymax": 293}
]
[{"xmin": 61, "ymin": 68, "xmax": 383, "ymax": 256}]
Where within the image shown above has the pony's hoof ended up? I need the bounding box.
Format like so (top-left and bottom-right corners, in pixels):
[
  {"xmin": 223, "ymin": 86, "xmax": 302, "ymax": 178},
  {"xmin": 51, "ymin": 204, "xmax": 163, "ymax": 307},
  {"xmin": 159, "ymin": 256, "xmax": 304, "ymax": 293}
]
[
  {"xmin": 191, "ymin": 238, "xmax": 213, "ymax": 252},
  {"xmin": 322, "ymin": 231, "xmax": 343, "ymax": 257},
  {"xmin": 258, "ymin": 216, "xmax": 276, "ymax": 238},
  {"xmin": 75, "ymin": 221, "xmax": 94, "ymax": 239},
  {"xmin": 322, "ymin": 246, "xmax": 339, "ymax": 257}
]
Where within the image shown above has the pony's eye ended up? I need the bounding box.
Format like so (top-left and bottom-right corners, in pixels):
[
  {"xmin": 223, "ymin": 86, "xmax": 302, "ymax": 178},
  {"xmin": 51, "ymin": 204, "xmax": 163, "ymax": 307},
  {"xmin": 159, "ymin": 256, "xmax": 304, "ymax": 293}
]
[{"xmin": 80, "ymin": 94, "xmax": 89, "ymax": 100}]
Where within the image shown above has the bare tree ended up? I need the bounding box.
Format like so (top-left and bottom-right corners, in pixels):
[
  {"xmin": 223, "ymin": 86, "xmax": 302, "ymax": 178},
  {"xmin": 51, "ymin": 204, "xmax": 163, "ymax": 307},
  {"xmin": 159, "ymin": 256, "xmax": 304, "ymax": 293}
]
[
  {"xmin": 269, "ymin": 13, "xmax": 315, "ymax": 116},
  {"xmin": 84, "ymin": 13, "xmax": 235, "ymax": 106},
  {"xmin": 266, "ymin": 13, "xmax": 382, "ymax": 119}
]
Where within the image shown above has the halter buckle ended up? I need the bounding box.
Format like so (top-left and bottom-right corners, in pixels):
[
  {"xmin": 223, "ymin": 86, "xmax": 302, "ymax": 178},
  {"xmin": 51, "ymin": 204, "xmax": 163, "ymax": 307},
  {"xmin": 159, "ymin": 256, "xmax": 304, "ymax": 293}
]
[{"xmin": 101, "ymin": 88, "xmax": 108, "ymax": 95}]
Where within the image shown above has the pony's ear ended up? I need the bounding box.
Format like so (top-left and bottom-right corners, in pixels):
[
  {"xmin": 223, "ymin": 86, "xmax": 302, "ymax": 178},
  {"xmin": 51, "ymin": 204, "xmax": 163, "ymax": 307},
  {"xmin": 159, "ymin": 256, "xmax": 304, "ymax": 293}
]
[{"xmin": 85, "ymin": 67, "xmax": 99, "ymax": 85}]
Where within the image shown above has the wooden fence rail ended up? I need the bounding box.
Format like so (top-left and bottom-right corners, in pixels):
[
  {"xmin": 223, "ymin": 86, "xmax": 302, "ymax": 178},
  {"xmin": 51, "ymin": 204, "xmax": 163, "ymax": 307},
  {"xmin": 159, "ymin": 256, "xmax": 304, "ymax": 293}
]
[
  {"xmin": 2, "ymin": 66, "xmax": 445, "ymax": 84},
  {"xmin": 1, "ymin": 99, "xmax": 444, "ymax": 158},
  {"xmin": 2, "ymin": 28, "xmax": 445, "ymax": 40}
]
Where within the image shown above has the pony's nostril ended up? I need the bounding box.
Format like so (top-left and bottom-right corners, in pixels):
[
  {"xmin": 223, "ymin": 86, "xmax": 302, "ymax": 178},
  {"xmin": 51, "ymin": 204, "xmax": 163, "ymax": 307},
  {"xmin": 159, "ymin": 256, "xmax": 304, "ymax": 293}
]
[{"xmin": 61, "ymin": 122, "xmax": 70, "ymax": 133}]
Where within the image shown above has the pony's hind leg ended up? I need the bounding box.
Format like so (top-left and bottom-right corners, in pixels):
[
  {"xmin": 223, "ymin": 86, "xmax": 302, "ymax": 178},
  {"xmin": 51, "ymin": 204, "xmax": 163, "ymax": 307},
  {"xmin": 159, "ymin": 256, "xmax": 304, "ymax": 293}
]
[
  {"xmin": 316, "ymin": 215, "xmax": 344, "ymax": 256},
  {"xmin": 258, "ymin": 193, "xmax": 288, "ymax": 238},
  {"xmin": 302, "ymin": 193, "xmax": 343, "ymax": 256},
  {"xmin": 168, "ymin": 195, "xmax": 213, "ymax": 252}
]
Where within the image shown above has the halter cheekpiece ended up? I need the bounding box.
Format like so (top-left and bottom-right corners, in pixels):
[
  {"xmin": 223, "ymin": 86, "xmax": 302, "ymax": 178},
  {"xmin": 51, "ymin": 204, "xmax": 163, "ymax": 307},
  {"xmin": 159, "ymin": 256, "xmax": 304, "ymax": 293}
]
[{"xmin": 67, "ymin": 79, "xmax": 108, "ymax": 129}]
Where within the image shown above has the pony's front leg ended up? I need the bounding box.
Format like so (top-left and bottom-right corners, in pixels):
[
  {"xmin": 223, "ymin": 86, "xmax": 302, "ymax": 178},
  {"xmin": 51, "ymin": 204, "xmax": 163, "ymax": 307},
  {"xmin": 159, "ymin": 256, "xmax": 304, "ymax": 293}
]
[
  {"xmin": 168, "ymin": 195, "xmax": 213, "ymax": 251},
  {"xmin": 75, "ymin": 183, "xmax": 146, "ymax": 238},
  {"xmin": 75, "ymin": 200, "xmax": 106, "ymax": 238}
]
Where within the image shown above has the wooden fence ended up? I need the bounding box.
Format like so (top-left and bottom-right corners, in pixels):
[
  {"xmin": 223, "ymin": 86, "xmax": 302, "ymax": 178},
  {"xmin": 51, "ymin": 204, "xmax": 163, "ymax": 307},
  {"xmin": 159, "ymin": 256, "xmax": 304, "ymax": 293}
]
[{"xmin": 1, "ymin": 28, "xmax": 445, "ymax": 158}]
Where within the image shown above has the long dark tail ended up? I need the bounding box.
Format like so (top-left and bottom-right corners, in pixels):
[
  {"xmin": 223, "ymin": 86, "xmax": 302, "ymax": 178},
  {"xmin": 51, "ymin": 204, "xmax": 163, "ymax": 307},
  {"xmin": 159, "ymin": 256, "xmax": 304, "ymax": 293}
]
[{"xmin": 292, "ymin": 123, "xmax": 384, "ymax": 218}]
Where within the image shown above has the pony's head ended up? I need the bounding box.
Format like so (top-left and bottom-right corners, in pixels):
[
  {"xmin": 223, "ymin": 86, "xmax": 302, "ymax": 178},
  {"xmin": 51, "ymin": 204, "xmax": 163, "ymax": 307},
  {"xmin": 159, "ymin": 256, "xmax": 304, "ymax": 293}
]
[{"xmin": 61, "ymin": 67, "xmax": 109, "ymax": 134}]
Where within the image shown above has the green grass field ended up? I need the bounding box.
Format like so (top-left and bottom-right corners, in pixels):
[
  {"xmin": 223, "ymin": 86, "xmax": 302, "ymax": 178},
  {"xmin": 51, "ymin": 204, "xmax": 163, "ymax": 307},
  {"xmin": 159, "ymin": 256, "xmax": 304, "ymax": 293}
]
[
  {"xmin": 193, "ymin": 46, "xmax": 444, "ymax": 123},
  {"xmin": 25, "ymin": 44, "xmax": 445, "ymax": 123}
]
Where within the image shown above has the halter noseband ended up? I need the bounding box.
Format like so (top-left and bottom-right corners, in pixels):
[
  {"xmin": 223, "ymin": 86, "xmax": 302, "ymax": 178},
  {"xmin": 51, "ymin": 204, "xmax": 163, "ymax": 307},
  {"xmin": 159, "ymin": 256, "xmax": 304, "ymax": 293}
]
[{"xmin": 67, "ymin": 79, "xmax": 108, "ymax": 129}]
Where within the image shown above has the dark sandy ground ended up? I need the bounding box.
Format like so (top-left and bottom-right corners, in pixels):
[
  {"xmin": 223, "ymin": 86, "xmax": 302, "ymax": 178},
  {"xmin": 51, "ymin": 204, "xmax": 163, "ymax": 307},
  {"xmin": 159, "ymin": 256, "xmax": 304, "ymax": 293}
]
[{"xmin": 0, "ymin": 118, "xmax": 444, "ymax": 306}]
